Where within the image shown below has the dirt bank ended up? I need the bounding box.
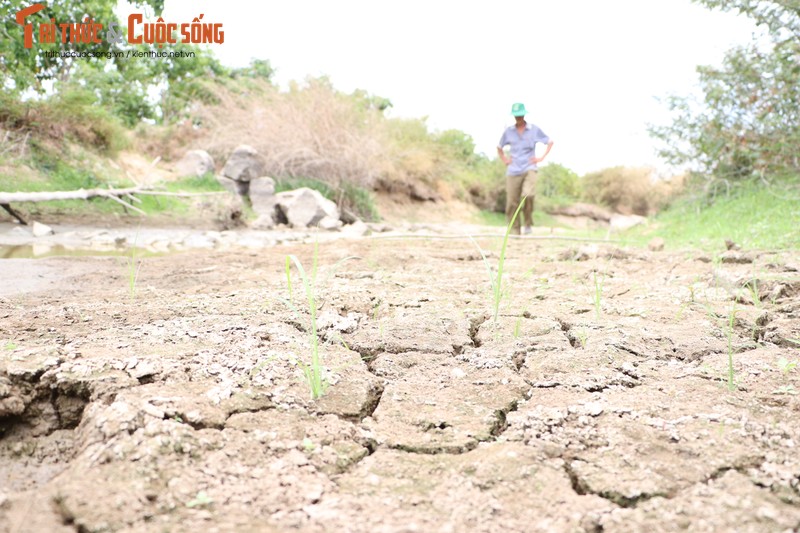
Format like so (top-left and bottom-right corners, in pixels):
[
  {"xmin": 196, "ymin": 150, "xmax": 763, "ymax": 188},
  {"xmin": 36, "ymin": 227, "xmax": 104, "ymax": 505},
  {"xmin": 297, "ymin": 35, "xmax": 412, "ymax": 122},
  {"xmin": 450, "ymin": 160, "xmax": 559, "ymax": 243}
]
[{"xmin": 1, "ymin": 233, "xmax": 799, "ymax": 532}]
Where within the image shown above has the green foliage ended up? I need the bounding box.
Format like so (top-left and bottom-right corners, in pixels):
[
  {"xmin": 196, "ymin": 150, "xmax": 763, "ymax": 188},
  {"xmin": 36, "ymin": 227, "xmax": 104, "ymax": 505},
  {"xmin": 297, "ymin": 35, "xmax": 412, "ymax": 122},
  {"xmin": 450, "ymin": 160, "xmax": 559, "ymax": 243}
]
[
  {"xmin": 538, "ymin": 163, "xmax": 581, "ymax": 199},
  {"xmin": 437, "ymin": 129, "xmax": 479, "ymax": 163},
  {"xmin": 471, "ymin": 197, "xmax": 526, "ymax": 328},
  {"xmin": 185, "ymin": 491, "xmax": 213, "ymax": 509},
  {"xmin": 629, "ymin": 179, "xmax": 800, "ymax": 250},
  {"xmin": 286, "ymin": 252, "xmax": 326, "ymax": 399},
  {"xmin": 0, "ymin": 0, "xmax": 163, "ymax": 93},
  {"xmin": 650, "ymin": 0, "xmax": 800, "ymax": 185},
  {"xmin": 0, "ymin": 87, "xmax": 127, "ymax": 155},
  {"xmin": 231, "ymin": 59, "xmax": 275, "ymax": 81},
  {"xmin": 777, "ymin": 357, "xmax": 797, "ymax": 376},
  {"xmin": 282, "ymin": 249, "xmax": 357, "ymax": 399},
  {"xmin": 66, "ymin": 62, "xmax": 154, "ymax": 126},
  {"xmin": 167, "ymin": 173, "xmax": 224, "ymax": 193}
]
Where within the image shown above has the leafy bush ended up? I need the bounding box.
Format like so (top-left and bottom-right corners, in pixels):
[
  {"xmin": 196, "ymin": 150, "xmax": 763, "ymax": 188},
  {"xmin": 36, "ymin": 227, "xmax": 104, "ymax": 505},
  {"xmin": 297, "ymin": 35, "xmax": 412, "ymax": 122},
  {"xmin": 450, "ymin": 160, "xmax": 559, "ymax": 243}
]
[
  {"xmin": 650, "ymin": 0, "xmax": 800, "ymax": 189},
  {"xmin": 0, "ymin": 89, "xmax": 127, "ymax": 156},
  {"xmin": 538, "ymin": 163, "xmax": 581, "ymax": 200}
]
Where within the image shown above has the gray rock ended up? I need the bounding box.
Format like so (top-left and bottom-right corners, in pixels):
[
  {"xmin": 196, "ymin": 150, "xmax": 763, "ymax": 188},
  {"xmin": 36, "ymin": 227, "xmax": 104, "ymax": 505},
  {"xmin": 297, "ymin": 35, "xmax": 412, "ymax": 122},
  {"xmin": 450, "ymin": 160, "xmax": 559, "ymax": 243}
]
[
  {"xmin": 216, "ymin": 175, "xmax": 248, "ymax": 196},
  {"xmin": 275, "ymin": 188, "xmax": 339, "ymax": 228},
  {"xmin": 251, "ymin": 214, "xmax": 275, "ymax": 230},
  {"xmin": 319, "ymin": 216, "xmax": 343, "ymax": 231},
  {"xmin": 182, "ymin": 234, "xmax": 217, "ymax": 249},
  {"xmin": 32, "ymin": 221, "xmax": 54, "ymax": 237},
  {"xmin": 175, "ymin": 150, "xmax": 215, "ymax": 177},
  {"xmin": 249, "ymin": 177, "xmax": 276, "ymax": 216},
  {"xmin": 610, "ymin": 214, "xmax": 647, "ymax": 231},
  {"xmin": 222, "ymin": 145, "xmax": 265, "ymax": 183},
  {"xmin": 342, "ymin": 220, "xmax": 370, "ymax": 237}
]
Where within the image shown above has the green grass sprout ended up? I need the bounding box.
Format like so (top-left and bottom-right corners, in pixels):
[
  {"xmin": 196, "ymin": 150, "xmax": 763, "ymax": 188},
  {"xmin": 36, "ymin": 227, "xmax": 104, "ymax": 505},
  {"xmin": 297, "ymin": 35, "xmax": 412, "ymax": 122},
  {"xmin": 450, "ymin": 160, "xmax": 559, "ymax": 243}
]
[{"xmin": 470, "ymin": 196, "xmax": 526, "ymax": 328}]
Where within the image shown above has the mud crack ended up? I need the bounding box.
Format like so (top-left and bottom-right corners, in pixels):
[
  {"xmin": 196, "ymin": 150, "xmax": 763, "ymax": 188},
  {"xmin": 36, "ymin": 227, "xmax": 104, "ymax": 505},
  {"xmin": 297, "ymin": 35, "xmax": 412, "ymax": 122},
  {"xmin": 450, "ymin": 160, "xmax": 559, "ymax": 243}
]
[
  {"xmin": 556, "ymin": 318, "xmax": 582, "ymax": 349},
  {"xmin": 489, "ymin": 399, "xmax": 520, "ymax": 437},
  {"xmin": 469, "ymin": 314, "xmax": 488, "ymax": 348},
  {"xmin": 389, "ymin": 440, "xmax": 480, "ymax": 455},
  {"xmin": 563, "ymin": 460, "xmax": 667, "ymax": 508},
  {"xmin": 356, "ymin": 380, "xmax": 384, "ymax": 421}
]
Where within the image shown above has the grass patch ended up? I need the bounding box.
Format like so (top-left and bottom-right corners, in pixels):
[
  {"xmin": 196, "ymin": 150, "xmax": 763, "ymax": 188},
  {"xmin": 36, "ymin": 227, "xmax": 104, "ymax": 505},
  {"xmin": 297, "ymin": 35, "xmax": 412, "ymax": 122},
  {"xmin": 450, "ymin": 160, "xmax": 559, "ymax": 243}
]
[
  {"xmin": 166, "ymin": 173, "xmax": 225, "ymax": 193},
  {"xmin": 626, "ymin": 180, "xmax": 800, "ymax": 250},
  {"xmin": 136, "ymin": 173, "xmax": 226, "ymax": 215}
]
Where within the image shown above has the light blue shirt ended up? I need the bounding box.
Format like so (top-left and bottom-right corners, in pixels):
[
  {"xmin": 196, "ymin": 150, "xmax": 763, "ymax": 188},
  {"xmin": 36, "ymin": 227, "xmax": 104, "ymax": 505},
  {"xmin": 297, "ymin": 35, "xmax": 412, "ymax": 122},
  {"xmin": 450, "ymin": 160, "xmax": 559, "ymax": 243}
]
[{"xmin": 498, "ymin": 123, "xmax": 551, "ymax": 176}]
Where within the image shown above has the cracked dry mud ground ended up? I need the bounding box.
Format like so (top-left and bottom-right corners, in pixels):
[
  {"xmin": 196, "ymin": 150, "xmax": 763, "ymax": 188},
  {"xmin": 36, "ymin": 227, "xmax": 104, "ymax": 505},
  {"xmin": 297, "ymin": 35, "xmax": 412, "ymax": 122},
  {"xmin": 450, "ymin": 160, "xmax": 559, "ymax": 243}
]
[{"xmin": 2, "ymin": 235, "xmax": 800, "ymax": 532}]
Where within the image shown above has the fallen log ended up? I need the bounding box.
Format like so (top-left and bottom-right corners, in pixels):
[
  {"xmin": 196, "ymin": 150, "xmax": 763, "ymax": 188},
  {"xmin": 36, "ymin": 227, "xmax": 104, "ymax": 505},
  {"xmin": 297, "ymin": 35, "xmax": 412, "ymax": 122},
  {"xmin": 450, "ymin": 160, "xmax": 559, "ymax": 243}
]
[
  {"xmin": 0, "ymin": 188, "xmax": 228, "ymax": 203},
  {"xmin": 0, "ymin": 187, "xmax": 145, "ymax": 204},
  {"xmin": 0, "ymin": 187, "xmax": 229, "ymax": 225}
]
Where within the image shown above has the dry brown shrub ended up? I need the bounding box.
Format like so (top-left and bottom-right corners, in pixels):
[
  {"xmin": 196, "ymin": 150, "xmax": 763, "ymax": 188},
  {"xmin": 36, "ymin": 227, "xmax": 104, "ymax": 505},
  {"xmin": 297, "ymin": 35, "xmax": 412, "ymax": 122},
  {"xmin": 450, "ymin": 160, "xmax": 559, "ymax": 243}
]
[
  {"xmin": 191, "ymin": 78, "xmax": 385, "ymax": 188},
  {"xmin": 135, "ymin": 122, "xmax": 203, "ymax": 162},
  {"xmin": 582, "ymin": 166, "xmax": 687, "ymax": 215}
]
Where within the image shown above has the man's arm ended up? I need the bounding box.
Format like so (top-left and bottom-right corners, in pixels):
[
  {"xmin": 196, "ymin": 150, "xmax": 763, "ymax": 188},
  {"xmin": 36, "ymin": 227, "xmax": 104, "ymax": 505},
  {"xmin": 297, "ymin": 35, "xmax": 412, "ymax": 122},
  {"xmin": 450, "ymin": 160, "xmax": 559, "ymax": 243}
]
[
  {"xmin": 497, "ymin": 146, "xmax": 512, "ymax": 166},
  {"xmin": 531, "ymin": 140, "xmax": 554, "ymax": 164}
]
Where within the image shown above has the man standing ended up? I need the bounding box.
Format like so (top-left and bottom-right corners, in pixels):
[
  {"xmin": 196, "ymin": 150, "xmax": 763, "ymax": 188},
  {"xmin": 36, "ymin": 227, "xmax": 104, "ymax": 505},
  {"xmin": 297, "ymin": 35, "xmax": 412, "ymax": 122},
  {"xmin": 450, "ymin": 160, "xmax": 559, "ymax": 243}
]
[{"xmin": 497, "ymin": 103, "xmax": 554, "ymax": 235}]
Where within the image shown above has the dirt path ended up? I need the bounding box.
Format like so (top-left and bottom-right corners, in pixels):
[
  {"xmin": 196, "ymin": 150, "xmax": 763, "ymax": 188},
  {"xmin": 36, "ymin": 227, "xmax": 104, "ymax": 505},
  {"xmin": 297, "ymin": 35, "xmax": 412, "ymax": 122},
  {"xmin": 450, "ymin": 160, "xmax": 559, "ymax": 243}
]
[{"xmin": 1, "ymin": 234, "xmax": 799, "ymax": 532}]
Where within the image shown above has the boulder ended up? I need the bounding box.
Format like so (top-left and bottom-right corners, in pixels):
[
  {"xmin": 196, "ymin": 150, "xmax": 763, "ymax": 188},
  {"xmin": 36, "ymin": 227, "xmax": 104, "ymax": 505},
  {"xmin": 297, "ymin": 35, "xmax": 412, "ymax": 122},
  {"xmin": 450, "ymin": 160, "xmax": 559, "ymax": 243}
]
[
  {"xmin": 609, "ymin": 214, "xmax": 647, "ymax": 231},
  {"xmin": 249, "ymin": 177, "xmax": 276, "ymax": 216},
  {"xmin": 221, "ymin": 145, "xmax": 265, "ymax": 183},
  {"xmin": 341, "ymin": 219, "xmax": 370, "ymax": 237},
  {"xmin": 251, "ymin": 214, "xmax": 275, "ymax": 230},
  {"xmin": 175, "ymin": 150, "xmax": 214, "ymax": 177},
  {"xmin": 216, "ymin": 175, "xmax": 248, "ymax": 196},
  {"xmin": 32, "ymin": 221, "xmax": 54, "ymax": 237},
  {"xmin": 319, "ymin": 216, "xmax": 343, "ymax": 231},
  {"xmin": 275, "ymin": 188, "xmax": 339, "ymax": 229}
]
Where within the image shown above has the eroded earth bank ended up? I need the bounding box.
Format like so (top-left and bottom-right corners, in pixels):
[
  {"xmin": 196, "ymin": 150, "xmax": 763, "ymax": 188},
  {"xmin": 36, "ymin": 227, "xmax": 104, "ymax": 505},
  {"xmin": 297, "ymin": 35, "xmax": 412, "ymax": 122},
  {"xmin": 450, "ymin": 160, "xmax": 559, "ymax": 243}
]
[{"xmin": 1, "ymin": 234, "xmax": 800, "ymax": 532}]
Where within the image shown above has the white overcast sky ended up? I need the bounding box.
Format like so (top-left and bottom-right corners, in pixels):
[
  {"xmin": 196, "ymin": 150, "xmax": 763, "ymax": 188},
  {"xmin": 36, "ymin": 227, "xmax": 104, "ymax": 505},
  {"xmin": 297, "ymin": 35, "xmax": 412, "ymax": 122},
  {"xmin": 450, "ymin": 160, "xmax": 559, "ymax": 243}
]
[{"xmin": 139, "ymin": 0, "xmax": 758, "ymax": 175}]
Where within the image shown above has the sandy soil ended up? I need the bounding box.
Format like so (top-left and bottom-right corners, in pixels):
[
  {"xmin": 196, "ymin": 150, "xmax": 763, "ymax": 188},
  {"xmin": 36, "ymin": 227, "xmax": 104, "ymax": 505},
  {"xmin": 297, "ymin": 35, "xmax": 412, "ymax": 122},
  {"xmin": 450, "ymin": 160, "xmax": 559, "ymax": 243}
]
[{"xmin": 1, "ymin": 230, "xmax": 800, "ymax": 532}]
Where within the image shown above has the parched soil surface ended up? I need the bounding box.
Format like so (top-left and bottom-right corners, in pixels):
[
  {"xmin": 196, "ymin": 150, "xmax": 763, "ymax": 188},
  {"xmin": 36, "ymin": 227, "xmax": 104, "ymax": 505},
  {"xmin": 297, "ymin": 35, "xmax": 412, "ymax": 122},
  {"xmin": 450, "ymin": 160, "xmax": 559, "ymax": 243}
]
[{"xmin": 2, "ymin": 233, "xmax": 800, "ymax": 532}]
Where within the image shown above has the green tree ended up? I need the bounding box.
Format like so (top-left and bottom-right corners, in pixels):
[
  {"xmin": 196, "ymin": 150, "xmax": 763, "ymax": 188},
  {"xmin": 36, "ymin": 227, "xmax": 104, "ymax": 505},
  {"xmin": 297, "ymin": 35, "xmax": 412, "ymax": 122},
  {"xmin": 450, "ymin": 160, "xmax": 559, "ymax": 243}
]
[
  {"xmin": 650, "ymin": 0, "xmax": 800, "ymax": 187},
  {"xmin": 538, "ymin": 163, "xmax": 581, "ymax": 199},
  {"xmin": 0, "ymin": 0, "xmax": 163, "ymax": 92}
]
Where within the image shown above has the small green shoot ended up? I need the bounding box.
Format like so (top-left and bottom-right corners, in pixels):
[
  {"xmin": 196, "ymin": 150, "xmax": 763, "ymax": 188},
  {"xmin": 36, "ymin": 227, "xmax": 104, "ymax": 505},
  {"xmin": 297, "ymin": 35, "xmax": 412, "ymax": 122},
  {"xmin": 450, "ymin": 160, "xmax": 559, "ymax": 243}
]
[
  {"xmin": 186, "ymin": 491, "xmax": 213, "ymax": 508},
  {"xmin": 593, "ymin": 270, "xmax": 605, "ymax": 320},
  {"xmin": 576, "ymin": 328, "xmax": 588, "ymax": 349},
  {"xmin": 302, "ymin": 437, "xmax": 315, "ymax": 451},
  {"xmin": 470, "ymin": 196, "xmax": 526, "ymax": 328},
  {"xmin": 285, "ymin": 252, "xmax": 325, "ymax": 400},
  {"xmin": 3, "ymin": 341, "xmax": 17, "ymax": 351},
  {"xmin": 773, "ymin": 384, "xmax": 798, "ymax": 396},
  {"xmin": 283, "ymin": 244, "xmax": 356, "ymax": 399},
  {"xmin": 513, "ymin": 315, "xmax": 523, "ymax": 338},
  {"xmin": 745, "ymin": 279, "xmax": 762, "ymax": 309},
  {"xmin": 777, "ymin": 357, "xmax": 797, "ymax": 376}
]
